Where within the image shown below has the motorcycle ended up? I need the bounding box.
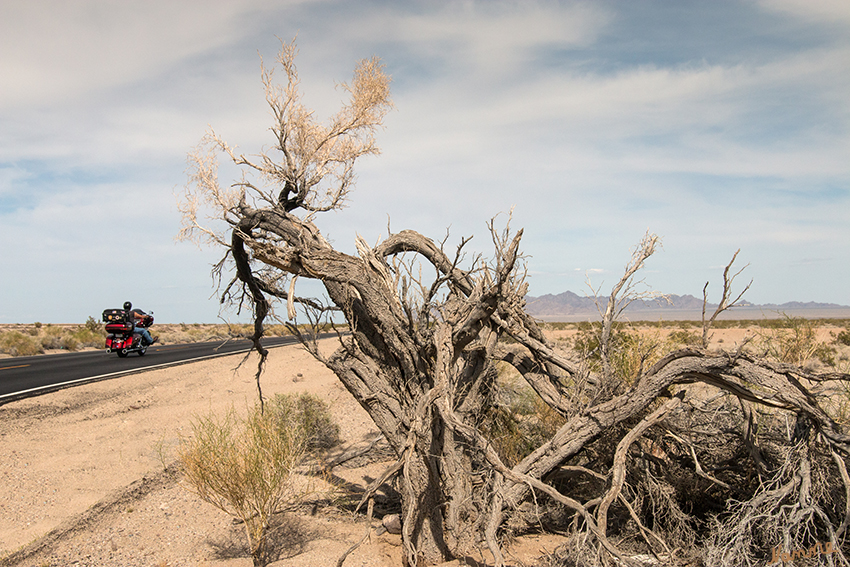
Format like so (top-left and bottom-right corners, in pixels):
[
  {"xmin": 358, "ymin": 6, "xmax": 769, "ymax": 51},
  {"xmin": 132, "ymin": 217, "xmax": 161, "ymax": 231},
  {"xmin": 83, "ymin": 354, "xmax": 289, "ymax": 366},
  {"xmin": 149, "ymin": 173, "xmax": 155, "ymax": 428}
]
[{"xmin": 102, "ymin": 308, "xmax": 154, "ymax": 357}]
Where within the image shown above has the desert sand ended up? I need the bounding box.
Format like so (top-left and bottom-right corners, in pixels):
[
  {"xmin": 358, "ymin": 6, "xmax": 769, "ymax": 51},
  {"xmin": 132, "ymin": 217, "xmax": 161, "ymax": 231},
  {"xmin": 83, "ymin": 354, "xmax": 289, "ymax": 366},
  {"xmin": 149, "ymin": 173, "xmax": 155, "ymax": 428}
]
[
  {"xmin": 1, "ymin": 324, "xmax": 844, "ymax": 566},
  {"xmin": 0, "ymin": 340, "xmax": 564, "ymax": 567}
]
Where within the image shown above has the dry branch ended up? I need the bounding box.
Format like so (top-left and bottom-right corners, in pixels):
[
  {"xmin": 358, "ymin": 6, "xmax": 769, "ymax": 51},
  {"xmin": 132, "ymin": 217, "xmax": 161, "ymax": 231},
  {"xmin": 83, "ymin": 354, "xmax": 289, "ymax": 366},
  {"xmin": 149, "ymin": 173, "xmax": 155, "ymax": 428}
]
[{"xmin": 179, "ymin": 40, "xmax": 850, "ymax": 567}]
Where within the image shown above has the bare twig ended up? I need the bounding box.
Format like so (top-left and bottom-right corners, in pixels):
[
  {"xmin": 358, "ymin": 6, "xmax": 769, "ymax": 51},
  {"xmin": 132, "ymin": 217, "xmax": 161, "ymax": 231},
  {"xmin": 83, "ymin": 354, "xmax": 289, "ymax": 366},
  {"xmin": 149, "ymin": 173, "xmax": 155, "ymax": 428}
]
[
  {"xmin": 336, "ymin": 497, "xmax": 374, "ymax": 567},
  {"xmin": 701, "ymin": 249, "xmax": 752, "ymax": 348}
]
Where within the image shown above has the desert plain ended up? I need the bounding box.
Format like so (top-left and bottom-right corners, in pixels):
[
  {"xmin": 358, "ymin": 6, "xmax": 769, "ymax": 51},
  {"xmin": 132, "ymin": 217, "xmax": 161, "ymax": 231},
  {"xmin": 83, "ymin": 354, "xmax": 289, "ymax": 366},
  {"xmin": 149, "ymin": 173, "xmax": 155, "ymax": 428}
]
[{"xmin": 0, "ymin": 322, "xmax": 847, "ymax": 566}]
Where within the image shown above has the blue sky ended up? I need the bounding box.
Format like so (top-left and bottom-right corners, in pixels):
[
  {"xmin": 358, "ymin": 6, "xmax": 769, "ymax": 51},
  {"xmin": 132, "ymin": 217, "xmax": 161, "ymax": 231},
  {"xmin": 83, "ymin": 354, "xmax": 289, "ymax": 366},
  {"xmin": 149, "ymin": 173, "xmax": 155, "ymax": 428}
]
[{"xmin": 0, "ymin": 0, "xmax": 848, "ymax": 324}]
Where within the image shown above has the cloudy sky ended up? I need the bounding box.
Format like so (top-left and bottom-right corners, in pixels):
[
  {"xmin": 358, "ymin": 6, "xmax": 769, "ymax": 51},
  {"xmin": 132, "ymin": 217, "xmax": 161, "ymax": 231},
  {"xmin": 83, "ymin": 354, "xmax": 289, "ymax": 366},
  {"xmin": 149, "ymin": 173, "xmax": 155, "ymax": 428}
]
[{"xmin": 1, "ymin": 0, "xmax": 848, "ymax": 324}]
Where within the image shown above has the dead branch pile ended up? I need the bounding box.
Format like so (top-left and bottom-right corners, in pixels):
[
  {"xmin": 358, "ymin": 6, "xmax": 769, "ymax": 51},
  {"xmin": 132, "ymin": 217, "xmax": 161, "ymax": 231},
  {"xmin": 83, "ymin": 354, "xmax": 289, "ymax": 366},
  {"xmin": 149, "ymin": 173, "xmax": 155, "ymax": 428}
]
[{"xmin": 179, "ymin": 40, "xmax": 850, "ymax": 567}]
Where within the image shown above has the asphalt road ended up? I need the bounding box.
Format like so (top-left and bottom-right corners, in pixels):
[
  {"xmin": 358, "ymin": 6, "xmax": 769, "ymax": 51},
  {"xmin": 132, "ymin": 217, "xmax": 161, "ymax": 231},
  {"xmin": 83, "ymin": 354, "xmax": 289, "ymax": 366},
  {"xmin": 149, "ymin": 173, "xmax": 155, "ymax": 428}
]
[{"xmin": 0, "ymin": 335, "xmax": 301, "ymax": 403}]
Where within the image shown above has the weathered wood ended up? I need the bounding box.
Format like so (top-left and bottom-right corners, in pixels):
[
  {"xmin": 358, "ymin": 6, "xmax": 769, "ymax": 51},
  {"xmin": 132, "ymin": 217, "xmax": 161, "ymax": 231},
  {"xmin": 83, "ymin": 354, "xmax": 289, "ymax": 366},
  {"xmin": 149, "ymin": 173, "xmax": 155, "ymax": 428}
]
[{"xmin": 180, "ymin": 41, "xmax": 850, "ymax": 566}]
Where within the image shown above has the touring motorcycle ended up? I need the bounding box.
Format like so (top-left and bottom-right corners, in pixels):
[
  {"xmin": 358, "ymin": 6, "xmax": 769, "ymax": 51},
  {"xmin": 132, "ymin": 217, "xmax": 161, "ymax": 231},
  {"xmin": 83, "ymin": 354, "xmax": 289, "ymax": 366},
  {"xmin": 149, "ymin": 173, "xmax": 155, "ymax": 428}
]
[{"xmin": 102, "ymin": 308, "xmax": 154, "ymax": 357}]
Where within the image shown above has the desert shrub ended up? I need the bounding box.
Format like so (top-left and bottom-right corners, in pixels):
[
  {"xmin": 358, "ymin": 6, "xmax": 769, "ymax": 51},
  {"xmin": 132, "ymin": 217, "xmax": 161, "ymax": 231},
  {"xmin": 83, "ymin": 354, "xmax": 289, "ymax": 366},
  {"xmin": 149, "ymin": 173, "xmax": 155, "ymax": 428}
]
[
  {"xmin": 178, "ymin": 394, "xmax": 340, "ymax": 565},
  {"xmin": 269, "ymin": 393, "xmax": 341, "ymax": 451},
  {"xmin": 227, "ymin": 323, "xmax": 253, "ymax": 337},
  {"xmin": 542, "ymin": 322, "xmax": 574, "ymax": 331},
  {"xmin": 85, "ymin": 315, "xmax": 102, "ymax": 333},
  {"xmin": 39, "ymin": 325, "xmax": 66, "ymax": 350},
  {"xmin": 482, "ymin": 367, "xmax": 566, "ymax": 466},
  {"xmin": 666, "ymin": 329, "xmax": 702, "ymax": 347},
  {"xmin": 572, "ymin": 322, "xmax": 603, "ymax": 360},
  {"xmin": 71, "ymin": 326, "xmax": 106, "ymax": 348},
  {"xmin": 179, "ymin": 404, "xmax": 308, "ymax": 566},
  {"xmin": 0, "ymin": 331, "xmax": 44, "ymax": 356},
  {"xmin": 37, "ymin": 325, "xmax": 91, "ymax": 351},
  {"xmin": 186, "ymin": 327, "xmax": 212, "ymax": 340},
  {"xmin": 573, "ymin": 323, "xmax": 663, "ymax": 384},
  {"xmin": 756, "ymin": 315, "xmax": 834, "ymax": 366},
  {"xmin": 61, "ymin": 335, "xmax": 80, "ymax": 351},
  {"xmin": 484, "ymin": 396, "xmax": 565, "ymax": 467},
  {"xmin": 265, "ymin": 324, "xmax": 292, "ymax": 337},
  {"xmin": 835, "ymin": 328, "xmax": 850, "ymax": 347},
  {"xmin": 612, "ymin": 330, "xmax": 660, "ymax": 384}
]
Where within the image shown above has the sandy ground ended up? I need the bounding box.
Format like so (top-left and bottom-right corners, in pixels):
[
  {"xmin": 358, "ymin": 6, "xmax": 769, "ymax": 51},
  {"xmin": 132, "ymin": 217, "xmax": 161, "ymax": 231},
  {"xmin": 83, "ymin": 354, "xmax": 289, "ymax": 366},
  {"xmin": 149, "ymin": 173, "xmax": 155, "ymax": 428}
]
[
  {"xmin": 0, "ymin": 341, "xmax": 396, "ymax": 566},
  {"xmin": 0, "ymin": 340, "xmax": 565, "ymax": 567},
  {"xmin": 1, "ymin": 326, "xmax": 845, "ymax": 567}
]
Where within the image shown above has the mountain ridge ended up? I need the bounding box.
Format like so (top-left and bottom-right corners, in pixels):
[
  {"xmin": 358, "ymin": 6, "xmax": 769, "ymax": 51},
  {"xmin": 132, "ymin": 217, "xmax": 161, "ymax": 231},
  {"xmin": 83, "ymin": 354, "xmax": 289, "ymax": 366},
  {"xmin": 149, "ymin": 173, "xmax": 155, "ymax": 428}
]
[{"xmin": 524, "ymin": 291, "xmax": 850, "ymax": 320}]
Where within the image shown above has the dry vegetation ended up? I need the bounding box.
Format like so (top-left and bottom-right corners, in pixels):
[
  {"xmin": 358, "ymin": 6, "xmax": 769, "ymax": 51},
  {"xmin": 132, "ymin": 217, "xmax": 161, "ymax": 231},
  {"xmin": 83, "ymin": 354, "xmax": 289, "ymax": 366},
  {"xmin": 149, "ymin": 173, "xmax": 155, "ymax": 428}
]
[
  {"xmin": 5, "ymin": 38, "xmax": 850, "ymax": 567},
  {"xmin": 3, "ymin": 318, "xmax": 850, "ymax": 567},
  {"xmin": 178, "ymin": 392, "xmax": 340, "ymax": 566},
  {"xmin": 0, "ymin": 321, "xmax": 303, "ymax": 357},
  {"xmin": 169, "ymin": 39, "xmax": 850, "ymax": 567}
]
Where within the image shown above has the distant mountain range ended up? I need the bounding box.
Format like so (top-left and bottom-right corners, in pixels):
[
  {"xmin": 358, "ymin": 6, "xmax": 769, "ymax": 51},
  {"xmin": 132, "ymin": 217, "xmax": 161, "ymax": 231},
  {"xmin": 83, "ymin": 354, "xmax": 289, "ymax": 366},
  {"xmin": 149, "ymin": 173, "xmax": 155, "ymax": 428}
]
[{"xmin": 524, "ymin": 291, "xmax": 850, "ymax": 321}]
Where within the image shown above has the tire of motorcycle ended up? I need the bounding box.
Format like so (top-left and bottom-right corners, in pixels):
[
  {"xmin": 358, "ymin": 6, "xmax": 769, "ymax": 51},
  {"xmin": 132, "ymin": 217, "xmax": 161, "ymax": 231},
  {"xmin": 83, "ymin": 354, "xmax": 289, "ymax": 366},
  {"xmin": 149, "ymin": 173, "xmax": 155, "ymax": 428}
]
[
  {"xmin": 117, "ymin": 349, "xmax": 128, "ymax": 358},
  {"xmin": 138, "ymin": 347, "xmax": 147, "ymax": 356}
]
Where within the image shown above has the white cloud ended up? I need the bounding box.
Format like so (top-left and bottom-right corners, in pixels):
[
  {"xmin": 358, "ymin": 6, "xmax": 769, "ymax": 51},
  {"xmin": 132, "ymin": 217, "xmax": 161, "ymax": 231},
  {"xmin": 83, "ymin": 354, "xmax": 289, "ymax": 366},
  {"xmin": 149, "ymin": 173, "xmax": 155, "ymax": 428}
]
[
  {"xmin": 1, "ymin": 0, "xmax": 849, "ymax": 321},
  {"xmin": 375, "ymin": 1, "xmax": 609, "ymax": 74},
  {"xmin": 758, "ymin": 0, "xmax": 850, "ymax": 27},
  {"xmin": 376, "ymin": 36, "xmax": 849, "ymax": 188},
  {"xmin": 0, "ymin": 0, "xmax": 312, "ymax": 108}
]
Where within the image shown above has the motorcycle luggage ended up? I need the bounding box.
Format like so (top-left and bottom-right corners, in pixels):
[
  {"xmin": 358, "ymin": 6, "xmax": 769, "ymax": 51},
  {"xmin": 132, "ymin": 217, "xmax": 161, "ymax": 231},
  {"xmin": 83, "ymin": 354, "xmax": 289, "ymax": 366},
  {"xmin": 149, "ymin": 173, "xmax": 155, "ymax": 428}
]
[{"xmin": 102, "ymin": 308, "xmax": 129, "ymax": 323}]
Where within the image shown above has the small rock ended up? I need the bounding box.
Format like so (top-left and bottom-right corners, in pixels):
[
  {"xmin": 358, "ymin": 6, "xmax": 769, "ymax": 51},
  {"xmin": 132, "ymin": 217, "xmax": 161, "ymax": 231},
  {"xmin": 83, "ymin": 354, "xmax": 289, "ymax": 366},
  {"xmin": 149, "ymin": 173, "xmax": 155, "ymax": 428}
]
[{"xmin": 382, "ymin": 513, "xmax": 402, "ymax": 534}]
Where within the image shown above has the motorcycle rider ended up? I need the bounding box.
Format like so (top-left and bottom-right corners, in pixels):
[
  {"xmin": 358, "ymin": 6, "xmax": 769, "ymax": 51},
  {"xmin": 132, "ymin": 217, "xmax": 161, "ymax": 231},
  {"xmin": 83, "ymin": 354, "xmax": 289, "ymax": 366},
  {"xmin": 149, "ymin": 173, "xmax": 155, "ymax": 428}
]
[{"xmin": 123, "ymin": 301, "xmax": 158, "ymax": 346}]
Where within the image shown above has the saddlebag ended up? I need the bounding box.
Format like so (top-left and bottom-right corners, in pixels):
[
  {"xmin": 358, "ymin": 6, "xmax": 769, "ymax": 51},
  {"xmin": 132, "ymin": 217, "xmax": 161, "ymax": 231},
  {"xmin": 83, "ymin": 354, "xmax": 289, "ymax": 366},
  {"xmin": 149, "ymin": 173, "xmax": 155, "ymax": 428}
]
[{"xmin": 105, "ymin": 321, "xmax": 134, "ymax": 334}]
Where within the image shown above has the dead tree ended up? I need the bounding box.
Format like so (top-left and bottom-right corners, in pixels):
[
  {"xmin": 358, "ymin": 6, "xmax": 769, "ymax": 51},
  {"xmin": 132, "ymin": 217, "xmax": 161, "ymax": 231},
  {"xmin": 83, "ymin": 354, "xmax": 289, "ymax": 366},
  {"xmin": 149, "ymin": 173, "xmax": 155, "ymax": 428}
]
[{"xmin": 180, "ymin": 41, "xmax": 850, "ymax": 566}]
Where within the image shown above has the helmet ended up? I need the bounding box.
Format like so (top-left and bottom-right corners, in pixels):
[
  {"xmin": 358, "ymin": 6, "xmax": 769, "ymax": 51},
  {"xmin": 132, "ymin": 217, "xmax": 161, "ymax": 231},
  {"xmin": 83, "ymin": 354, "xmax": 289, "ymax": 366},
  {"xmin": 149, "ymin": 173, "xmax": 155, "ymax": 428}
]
[{"xmin": 123, "ymin": 301, "xmax": 132, "ymax": 311}]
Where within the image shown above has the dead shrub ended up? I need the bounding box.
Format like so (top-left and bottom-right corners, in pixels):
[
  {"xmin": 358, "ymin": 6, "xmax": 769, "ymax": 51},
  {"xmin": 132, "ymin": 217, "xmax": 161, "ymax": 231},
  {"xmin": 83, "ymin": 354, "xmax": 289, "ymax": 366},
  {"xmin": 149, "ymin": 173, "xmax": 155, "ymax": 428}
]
[{"xmin": 703, "ymin": 439, "xmax": 845, "ymax": 567}]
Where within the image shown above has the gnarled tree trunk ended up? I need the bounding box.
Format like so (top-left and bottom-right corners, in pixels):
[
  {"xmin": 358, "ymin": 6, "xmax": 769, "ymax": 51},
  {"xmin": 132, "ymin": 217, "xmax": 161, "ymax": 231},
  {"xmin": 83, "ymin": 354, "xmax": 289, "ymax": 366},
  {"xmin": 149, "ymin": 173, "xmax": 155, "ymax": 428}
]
[{"xmin": 180, "ymin": 41, "xmax": 850, "ymax": 566}]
